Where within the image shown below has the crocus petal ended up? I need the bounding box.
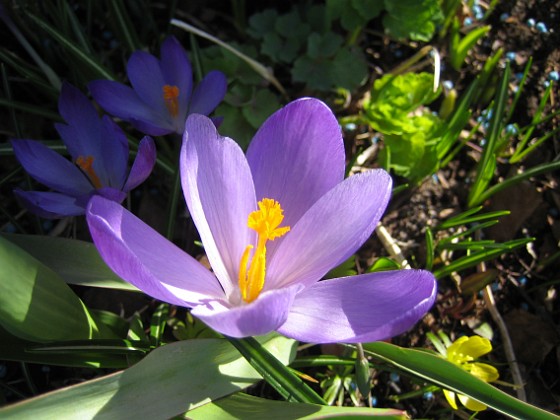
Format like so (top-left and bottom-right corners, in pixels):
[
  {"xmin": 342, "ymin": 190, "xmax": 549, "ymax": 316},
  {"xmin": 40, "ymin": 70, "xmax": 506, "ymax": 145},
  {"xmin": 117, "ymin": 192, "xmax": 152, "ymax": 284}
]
[
  {"xmin": 58, "ymin": 114, "xmax": 130, "ymax": 189},
  {"xmin": 56, "ymin": 82, "xmax": 104, "ymax": 161},
  {"xmin": 11, "ymin": 139, "xmax": 93, "ymax": 196},
  {"xmin": 14, "ymin": 189, "xmax": 84, "ymax": 218},
  {"xmin": 188, "ymin": 70, "xmax": 227, "ymax": 116},
  {"xmin": 127, "ymin": 51, "xmax": 167, "ymax": 114},
  {"xmin": 191, "ymin": 284, "xmax": 301, "ymax": 338},
  {"xmin": 97, "ymin": 116, "xmax": 129, "ymax": 188},
  {"xmin": 89, "ymin": 80, "xmax": 172, "ymax": 135},
  {"xmin": 95, "ymin": 187, "xmax": 127, "ymax": 204},
  {"xmin": 86, "ymin": 196, "xmax": 224, "ymax": 306},
  {"xmin": 181, "ymin": 114, "xmax": 256, "ymax": 297},
  {"xmin": 160, "ymin": 36, "xmax": 193, "ymax": 120},
  {"xmin": 246, "ymin": 98, "xmax": 345, "ymax": 227},
  {"xmin": 267, "ymin": 170, "xmax": 391, "ymax": 290},
  {"xmin": 123, "ymin": 136, "xmax": 156, "ymax": 192},
  {"xmin": 277, "ymin": 270, "xmax": 436, "ymax": 343},
  {"xmin": 129, "ymin": 118, "xmax": 174, "ymax": 136}
]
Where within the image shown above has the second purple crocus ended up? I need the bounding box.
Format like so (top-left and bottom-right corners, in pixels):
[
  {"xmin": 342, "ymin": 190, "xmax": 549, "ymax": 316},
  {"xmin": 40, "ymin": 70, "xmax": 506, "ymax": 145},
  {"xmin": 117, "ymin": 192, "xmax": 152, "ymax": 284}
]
[
  {"xmin": 11, "ymin": 82, "xmax": 156, "ymax": 218},
  {"xmin": 87, "ymin": 98, "xmax": 437, "ymax": 342},
  {"xmin": 89, "ymin": 36, "xmax": 227, "ymax": 136}
]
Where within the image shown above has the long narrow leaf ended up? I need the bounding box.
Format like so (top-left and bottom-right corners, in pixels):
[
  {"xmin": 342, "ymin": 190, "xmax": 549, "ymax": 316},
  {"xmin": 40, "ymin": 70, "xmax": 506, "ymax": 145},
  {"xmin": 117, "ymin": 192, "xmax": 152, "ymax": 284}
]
[
  {"xmin": 475, "ymin": 160, "xmax": 560, "ymax": 205},
  {"xmin": 468, "ymin": 63, "xmax": 511, "ymax": 207},
  {"xmin": 0, "ymin": 326, "xmax": 135, "ymax": 368},
  {"xmin": 188, "ymin": 393, "xmax": 407, "ymax": 419},
  {"xmin": 361, "ymin": 342, "xmax": 557, "ymax": 419},
  {"xmin": 2, "ymin": 234, "xmax": 138, "ymax": 291},
  {"xmin": 433, "ymin": 237, "xmax": 533, "ymax": 279},
  {"xmin": 227, "ymin": 336, "xmax": 325, "ymax": 405},
  {"xmin": 0, "ymin": 334, "xmax": 295, "ymax": 419},
  {"xmin": 0, "ymin": 235, "xmax": 101, "ymax": 342},
  {"xmin": 26, "ymin": 12, "xmax": 115, "ymax": 81}
]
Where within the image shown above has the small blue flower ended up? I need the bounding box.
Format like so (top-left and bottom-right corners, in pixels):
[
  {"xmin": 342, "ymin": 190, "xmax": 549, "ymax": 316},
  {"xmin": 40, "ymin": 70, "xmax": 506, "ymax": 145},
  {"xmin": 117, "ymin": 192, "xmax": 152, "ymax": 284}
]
[
  {"xmin": 535, "ymin": 22, "xmax": 548, "ymax": 33},
  {"xmin": 505, "ymin": 124, "xmax": 518, "ymax": 135},
  {"xmin": 548, "ymin": 71, "xmax": 559, "ymax": 82},
  {"xmin": 472, "ymin": 5, "xmax": 484, "ymax": 20},
  {"xmin": 527, "ymin": 18, "xmax": 536, "ymax": 27},
  {"xmin": 506, "ymin": 51, "xmax": 517, "ymax": 61},
  {"xmin": 12, "ymin": 83, "xmax": 156, "ymax": 218},
  {"xmin": 464, "ymin": 17, "xmax": 473, "ymax": 26}
]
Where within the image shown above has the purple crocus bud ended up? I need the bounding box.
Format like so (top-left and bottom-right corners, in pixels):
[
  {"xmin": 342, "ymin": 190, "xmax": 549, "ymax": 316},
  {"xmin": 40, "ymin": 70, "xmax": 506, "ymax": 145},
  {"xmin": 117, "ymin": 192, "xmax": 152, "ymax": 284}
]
[
  {"xmin": 88, "ymin": 36, "xmax": 227, "ymax": 136},
  {"xmin": 87, "ymin": 98, "xmax": 436, "ymax": 342},
  {"xmin": 11, "ymin": 82, "xmax": 156, "ymax": 219}
]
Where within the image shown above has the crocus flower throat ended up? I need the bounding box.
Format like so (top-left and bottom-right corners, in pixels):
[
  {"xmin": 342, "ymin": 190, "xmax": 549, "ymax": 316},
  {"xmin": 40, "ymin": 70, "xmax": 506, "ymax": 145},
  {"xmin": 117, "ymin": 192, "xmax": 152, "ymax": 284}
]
[
  {"xmin": 75, "ymin": 155, "xmax": 102, "ymax": 189},
  {"xmin": 238, "ymin": 198, "xmax": 290, "ymax": 303},
  {"xmin": 163, "ymin": 84, "xmax": 180, "ymax": 117}
]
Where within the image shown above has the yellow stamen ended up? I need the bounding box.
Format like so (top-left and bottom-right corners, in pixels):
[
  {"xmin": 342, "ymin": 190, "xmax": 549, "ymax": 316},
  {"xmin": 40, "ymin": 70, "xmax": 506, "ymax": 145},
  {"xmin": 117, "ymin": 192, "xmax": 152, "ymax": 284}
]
[
  {"xmin": 162, "ymin": 84, "xmax": 180, "ymax": 117},
  {"xmin": 76, "ymin": 155, "xmax": 102, "ymax": 189},
  {"xmin": 238, "ymin": 198, "xmax": 290, "ymax": 303}
]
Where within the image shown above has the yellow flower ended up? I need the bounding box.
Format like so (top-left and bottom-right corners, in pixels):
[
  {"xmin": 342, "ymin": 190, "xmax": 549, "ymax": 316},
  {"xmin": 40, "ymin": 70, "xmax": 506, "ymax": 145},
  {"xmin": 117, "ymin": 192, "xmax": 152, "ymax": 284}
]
[{"xmin": 443, "ymin": 336, "xmax": 499, "ymax": 411}]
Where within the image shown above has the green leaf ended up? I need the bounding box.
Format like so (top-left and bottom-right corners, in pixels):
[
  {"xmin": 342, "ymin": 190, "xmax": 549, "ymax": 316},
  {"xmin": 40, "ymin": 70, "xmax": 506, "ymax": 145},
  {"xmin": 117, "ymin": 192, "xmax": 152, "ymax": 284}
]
[
  {"xmin": 364, "ymin": 73, "xmax": 440, "ymax": 134},
  {"xmin": 433, "ymin": 238, "xmax": 533, "ymax": 279},
  {"xmin": 275, "ymin": 10, "xmax": 310, "ymax": 40},
  {"xmin": 241, "ymin": 89, "xmax": 281, "ymax": 129},
  {"xmin": 226, "ymin": 336, "xmax": 325, "ymax": 404},
  {"xmin": 367, "ymin": 257, "xmax": 401, "ymax": 272},
  {"xmin": 0, "ymin": 236, "xmax": 99, "ymax": 342},
  {"xmin": 0, "ymin": 334, "xmax": 296, "ymax": 419},
  {"xmin": 451, "ymin": 25, "xmax": 491, "ymax": 71},
  {"xmin": 188, "ymin": 393, "xmax": 407, "ymax": 419},
  {"xmin": 362, "ymin": 342, "xmax": 557, "ymax": 419},
  {"xmin": 382, "ymin": 0, "xmax": 443, "ymax": 42},
  {"xmin": 379, "ymin": 112, "xmax": 442, "ymax": 181},
  {"xmin": 26, "ymin": 12, "xmax": 115, "ymax": 81},
  {"xmin": 2, "ymin": 234, "xmax": 137, "ymax": 291},
  {"xmin": 307, "ymin": 32, "xmax": 343, "ymax": 59},
  {"xmin": 106, "ymin": 0, "xmax": 141, "ymax": 53},
  {"xmin": 247, "ymin": 10, "xmax": 279, "ymax": 40},
  {"xmin": 326, "ymin": 256, "xmax": 358, "ymax": 278},
  {"xmin": 292, "ymin": 56, "xmax": 332, "ymax": 91},
  {"xmin": 330, "ymin": 47, "xmax": 368, "ymax": 90},
  {"xmin": 0, "ymin": 326, "xmax": 134, "ymax": 368},
  {"xmin": 468, "ymin": 63, "xmax": 511, "ymax": 207}
]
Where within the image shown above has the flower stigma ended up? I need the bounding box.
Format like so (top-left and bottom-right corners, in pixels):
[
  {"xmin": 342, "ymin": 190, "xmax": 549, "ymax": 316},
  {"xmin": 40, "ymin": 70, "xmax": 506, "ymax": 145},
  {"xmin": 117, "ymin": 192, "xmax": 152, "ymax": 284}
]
[
  {"xmin": 238, "ymin": 198, "xmax": 290, "ymax": 303},
  {"xmin": 162, "ymin": 85, "xmax": 180, "ymax": 117},
  {"xmin": 76, "ymin": 155, "xmax": 102, "ymax": 189}
]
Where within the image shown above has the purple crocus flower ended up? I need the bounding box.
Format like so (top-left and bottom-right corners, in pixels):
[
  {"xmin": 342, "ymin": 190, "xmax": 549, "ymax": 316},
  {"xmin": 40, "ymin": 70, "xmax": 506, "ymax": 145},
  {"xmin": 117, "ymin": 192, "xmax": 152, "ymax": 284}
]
[
  {"xmin": 11, "ymin": 82, "xmax": 156, "ymax": 219},
  {"xmin": 87, "ymin": 98, "xmax": 436, "ymax": 342},
  {"xmin": 88, "ymin": 36, "xmax": 227, "ymax": 136}
]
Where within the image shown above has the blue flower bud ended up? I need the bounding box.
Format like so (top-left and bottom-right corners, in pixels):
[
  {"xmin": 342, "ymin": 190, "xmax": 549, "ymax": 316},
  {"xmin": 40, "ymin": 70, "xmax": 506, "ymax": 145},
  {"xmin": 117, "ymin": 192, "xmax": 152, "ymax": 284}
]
[
  {"xmin": 505, "ymin": 124, "xmax": 518, "ymax": 135},
  {"xmin": 506, "ymin": 51, "xmax": 517, "ymax": 61},
  {"xmin": 536, "ymin": 22, "xmax": 548, "ymax": 33}
]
